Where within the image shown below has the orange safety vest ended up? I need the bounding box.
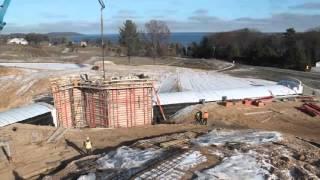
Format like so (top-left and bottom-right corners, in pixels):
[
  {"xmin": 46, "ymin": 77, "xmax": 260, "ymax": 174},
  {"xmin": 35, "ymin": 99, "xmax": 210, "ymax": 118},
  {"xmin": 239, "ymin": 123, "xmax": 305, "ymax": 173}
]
[{"xmin": 203, "ymin": 112, "xmax": 209, "ymax": 119}]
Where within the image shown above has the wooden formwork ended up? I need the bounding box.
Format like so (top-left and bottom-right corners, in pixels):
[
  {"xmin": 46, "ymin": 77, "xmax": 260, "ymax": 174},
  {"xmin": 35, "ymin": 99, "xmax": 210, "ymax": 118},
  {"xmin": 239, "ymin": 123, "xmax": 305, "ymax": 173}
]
[
  {"xmin": 50, "ymin": 78, "xmax": 74, "ymax": 128},
  {"xmin": 51, "ymin": 77, "xmax": 153, "ymax": 129},
  {"xmin": 106, "ymin": 83, "xmax": 153, "ymax": 128}
]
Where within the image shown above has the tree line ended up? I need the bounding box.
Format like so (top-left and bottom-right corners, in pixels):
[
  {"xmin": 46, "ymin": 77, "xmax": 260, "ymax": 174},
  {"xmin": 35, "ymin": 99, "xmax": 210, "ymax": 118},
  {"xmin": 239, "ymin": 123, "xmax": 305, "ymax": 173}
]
[
  {"xmin": 118, "ymin": 20, "xmax": 171, "ymax": 63},
  {"xmin": 189, "ymin": 28, "xmax": 320, "ymax": 71}
]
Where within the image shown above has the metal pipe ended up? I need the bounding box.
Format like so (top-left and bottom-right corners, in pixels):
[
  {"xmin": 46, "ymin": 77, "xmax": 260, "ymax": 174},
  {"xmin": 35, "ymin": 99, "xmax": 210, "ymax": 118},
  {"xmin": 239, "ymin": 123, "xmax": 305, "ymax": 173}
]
[{"xmin": 99, "ymin": 0, "xmax": 106, "ymax": 80}]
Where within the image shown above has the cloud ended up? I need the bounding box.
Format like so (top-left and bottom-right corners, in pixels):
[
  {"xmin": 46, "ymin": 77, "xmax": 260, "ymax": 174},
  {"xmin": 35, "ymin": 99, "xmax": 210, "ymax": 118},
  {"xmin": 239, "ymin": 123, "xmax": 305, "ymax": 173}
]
[
  {"xmin": 112, "ymin": 10, "xmax": 141, "ymax": 20},
  {"xmin": 41, "ymin": 13, "xmax": 68, "ymax": 19},
  {"xmin": 3, "ymin": 21, "xmax": 103, "ymax": 34},
  {"xmin": 193, "ymin": 9, "xmax": 208, "ymax": 15},
  {"xmin": 189, "ymin": 9, "xmax": 219, "ymax": 23},
  {"xmin": 3, "ymin": 12, "xmax": 320, "ymax": 34},
  {"xmin": 176, "ymin": 12, "xmax": 320, "ymax": 32},
  {"xmin": 290, "ymin": 2, "xmax": 320, "ymax": 10}
]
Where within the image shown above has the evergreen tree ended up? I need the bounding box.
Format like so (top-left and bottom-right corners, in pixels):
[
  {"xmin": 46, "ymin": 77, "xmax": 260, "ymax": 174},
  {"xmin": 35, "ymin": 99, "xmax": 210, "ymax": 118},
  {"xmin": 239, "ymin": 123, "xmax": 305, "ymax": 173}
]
[
  {"xmin": 119, "ymin": 20, "xmax": 140, "ymax": 64},
  {"xmin": 283, "ymin": 28, "xmax": 309, "ymax": 70}
]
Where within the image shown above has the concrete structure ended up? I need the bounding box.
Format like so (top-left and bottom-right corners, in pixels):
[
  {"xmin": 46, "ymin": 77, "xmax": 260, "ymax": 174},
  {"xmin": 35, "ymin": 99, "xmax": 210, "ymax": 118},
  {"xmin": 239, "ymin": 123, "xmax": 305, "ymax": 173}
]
[
  {"xmin": 0, "ymin": 103, "xmax": 56, "ymax": 127},
  {"xmin": 7, "ymin": 38, "xmax": 28, "ymax": 45},
  {"xmin": 51, "ymin": 75, "xmax": 154, "ymax": 129},
  {"xmin": 154, "ymin": 70, "xmax": 303, "ymax": 121},
  {"xmin": 157, "ymin": 71, "xmax": 303, "ymax": 106}
]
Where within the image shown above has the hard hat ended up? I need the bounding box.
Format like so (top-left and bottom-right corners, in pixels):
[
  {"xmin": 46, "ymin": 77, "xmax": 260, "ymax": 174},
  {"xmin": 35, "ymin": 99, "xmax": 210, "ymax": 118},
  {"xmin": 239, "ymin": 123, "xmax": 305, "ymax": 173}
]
[{"xmin": 86, "ymin": 137, "xmax": 90, "ymax": 141}]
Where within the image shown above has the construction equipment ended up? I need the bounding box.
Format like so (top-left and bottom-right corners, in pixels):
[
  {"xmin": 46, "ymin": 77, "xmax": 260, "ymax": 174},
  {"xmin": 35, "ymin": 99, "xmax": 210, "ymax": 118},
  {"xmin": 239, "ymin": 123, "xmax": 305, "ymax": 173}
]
[
  {"xmin": 98, "ymin": 0, "xmax": 106, "ymax": 79},
  {"xmin": 0, "ymin": 0, "xmax": 11, "ymax": 31}
]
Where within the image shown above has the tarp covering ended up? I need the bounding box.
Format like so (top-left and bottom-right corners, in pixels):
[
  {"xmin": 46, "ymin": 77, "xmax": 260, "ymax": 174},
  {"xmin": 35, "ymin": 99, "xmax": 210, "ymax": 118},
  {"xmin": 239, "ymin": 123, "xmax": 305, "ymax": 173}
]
[
  {"xmin": 0, "ymin": 103, "xmax": 55, "ymax": 127},
  {"xmin": 157, "ymin": 69, "xmax": 302, "ymax": 105}
]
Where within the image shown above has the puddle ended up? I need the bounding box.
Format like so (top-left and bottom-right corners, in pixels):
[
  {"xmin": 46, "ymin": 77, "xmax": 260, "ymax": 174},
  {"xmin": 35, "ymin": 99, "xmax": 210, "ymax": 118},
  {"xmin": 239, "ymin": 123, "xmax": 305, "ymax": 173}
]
[{"xmin": 193, "ymin": 130, "xmax": 282, "ymax": 146}]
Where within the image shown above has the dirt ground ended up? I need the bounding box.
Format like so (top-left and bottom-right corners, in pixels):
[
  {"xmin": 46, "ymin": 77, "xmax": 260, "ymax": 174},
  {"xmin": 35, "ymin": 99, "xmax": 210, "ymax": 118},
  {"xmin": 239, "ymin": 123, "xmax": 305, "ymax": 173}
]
[
  {"xmin": 171, "ymin": 101, "xmax": 320, "ymax": 142},
  {"xmin": 0, "ymin": 100, "xmax": 319, "ymax": 179},
  {"xmin": 0, "ymin": 123, "xmax": 208, "ymax": 179},
  {"xmin": 0, "ymin": 66, "xmax": 25, "ymax": 76}
]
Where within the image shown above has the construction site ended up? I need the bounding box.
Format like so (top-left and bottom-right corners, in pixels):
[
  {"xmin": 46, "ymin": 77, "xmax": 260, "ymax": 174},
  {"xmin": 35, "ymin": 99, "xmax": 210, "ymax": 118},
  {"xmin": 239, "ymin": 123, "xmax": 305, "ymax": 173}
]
[
  {"xmin": 0, "ymin": 55, "xmax": 318, "ymax": 179},
  {"xmin": 0, "ymin": 1, "xmax": 319, "ymax": 180}
]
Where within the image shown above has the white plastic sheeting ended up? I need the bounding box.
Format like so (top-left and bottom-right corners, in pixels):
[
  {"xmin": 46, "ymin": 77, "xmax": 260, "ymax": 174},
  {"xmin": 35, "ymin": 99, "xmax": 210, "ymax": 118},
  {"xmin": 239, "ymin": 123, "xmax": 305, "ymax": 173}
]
[
  {"xmin": 157, "ymin": 69, "xmax": 303, "ymax": 105},
  {"xmin": 137, "ymin": 150, "xmax": 207, "ymax": 180},
  {"xmin": 0, "ymin": 103, "xmax": 56, "ymax": 127},
  {"xmin": 78, "ymin": 173, "xmax": 96, "ymax": 180},
  {"xmin": 193, "ymin": 130, "xmax": 282, "ymax": 146},
  {"xmin": 196, "ymin": 153, "xmax": 271, "ymax": 180},
  {"xmin": 157, "ymin": 151, "xmax": 207, "ymax": 180},
  {"xmin": 97, "ymin": 146, "xmax": 162, "ymax": 170}
]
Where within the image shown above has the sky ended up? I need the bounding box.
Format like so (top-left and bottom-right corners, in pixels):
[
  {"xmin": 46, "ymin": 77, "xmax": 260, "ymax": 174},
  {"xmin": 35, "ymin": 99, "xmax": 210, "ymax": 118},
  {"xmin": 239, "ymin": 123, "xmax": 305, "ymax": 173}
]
[{"xmin": 2, "ymin": 0, "xmax": 320, "ymax": 34}]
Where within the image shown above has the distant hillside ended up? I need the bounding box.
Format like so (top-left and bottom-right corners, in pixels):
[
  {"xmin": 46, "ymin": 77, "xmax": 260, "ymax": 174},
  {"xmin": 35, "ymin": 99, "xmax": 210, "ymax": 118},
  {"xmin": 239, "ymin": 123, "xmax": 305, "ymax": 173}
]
[{"xmin": 46, "ymin": 32, "xmax": 83, "ymax": 38}]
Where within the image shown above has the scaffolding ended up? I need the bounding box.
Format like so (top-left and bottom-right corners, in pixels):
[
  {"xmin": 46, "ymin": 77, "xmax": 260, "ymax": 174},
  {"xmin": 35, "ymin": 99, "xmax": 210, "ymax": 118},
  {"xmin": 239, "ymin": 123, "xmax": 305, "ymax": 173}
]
[{"xmin": 51, "ymin": 75, "xmax": 154, "ymax": 129}]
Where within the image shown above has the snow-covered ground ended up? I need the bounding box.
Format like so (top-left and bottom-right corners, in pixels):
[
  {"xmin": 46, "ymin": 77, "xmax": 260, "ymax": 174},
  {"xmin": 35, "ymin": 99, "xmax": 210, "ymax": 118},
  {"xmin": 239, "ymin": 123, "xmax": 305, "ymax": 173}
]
[{"xmin": 0, "ymin": 63, "xmax": 91, "ymax": 70}]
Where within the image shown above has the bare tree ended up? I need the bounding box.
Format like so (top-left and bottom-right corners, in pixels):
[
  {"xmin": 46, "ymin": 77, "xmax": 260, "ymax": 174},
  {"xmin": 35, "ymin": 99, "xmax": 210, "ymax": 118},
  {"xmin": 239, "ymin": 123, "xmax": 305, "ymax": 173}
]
[{"xmin": 145, "ymin": 20, "xmax": 170, "ymax": 63}]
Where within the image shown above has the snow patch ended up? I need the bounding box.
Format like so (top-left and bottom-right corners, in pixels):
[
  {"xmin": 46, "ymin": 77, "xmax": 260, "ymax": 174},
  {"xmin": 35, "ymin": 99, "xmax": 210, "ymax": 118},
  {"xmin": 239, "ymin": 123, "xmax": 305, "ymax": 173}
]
[
  {"xmin": 196, "ymin": 152, "xmax": 271, "ymax": 180},
  {"xmin": 0, "ymin": 63, "xmax": 91, "ymax": 70},
  {"xmin": 77, "ymin": 173, "xmax": 96, "ymax": 180},
  {"xmin": 193, "ymin": 130, "xmax": 282, "ymax": 146}
]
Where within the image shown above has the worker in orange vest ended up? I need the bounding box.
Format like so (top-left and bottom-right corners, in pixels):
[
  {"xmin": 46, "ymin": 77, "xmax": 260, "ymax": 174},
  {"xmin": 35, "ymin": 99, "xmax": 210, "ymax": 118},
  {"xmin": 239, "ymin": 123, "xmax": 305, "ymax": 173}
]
[{"xmin": 202, "ymin": 111, "xmax": 209, "ymax": 125}]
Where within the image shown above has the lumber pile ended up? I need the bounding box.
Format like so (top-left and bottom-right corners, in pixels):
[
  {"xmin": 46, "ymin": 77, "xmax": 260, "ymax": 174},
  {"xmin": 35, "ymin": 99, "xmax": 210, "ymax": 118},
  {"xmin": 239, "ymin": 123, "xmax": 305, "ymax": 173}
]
[{"xmin": 298, "ymin": 103, "xmax": 320, "ymax": 117}]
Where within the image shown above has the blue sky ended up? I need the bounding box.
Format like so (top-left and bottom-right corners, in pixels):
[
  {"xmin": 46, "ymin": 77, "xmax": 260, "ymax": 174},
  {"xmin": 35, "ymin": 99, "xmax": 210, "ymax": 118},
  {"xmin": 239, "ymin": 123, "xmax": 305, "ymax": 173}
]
[{"xmin": 2, "ymin": 0, "xmax": 320, "ymax": 33}]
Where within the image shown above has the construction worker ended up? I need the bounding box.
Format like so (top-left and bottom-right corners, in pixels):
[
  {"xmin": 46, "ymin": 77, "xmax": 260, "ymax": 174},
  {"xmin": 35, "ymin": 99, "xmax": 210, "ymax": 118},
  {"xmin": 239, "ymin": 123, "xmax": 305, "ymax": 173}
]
[
  {"xmin": 202, "ymin": 111, "xmax": 209, "ymax": 125},
  {"xmin": 305, "ymin": 65, "xmax": 310, "ymax": 72},
  {"xmin": 195, "ymin": 110, "xmax": 202, "ymax": 124},
  {"xmin": 83, "ymin": 137, "xmax": 93, "ymax": 155}
]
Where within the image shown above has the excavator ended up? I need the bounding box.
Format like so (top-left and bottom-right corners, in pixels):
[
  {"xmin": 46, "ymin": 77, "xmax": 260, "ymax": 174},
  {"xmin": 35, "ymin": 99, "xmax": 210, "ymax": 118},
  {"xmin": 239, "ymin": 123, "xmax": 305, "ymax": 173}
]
[
  {"xmin": 0, "ymin": 0, "xmax": 11, "ymax": 31},
  {"xmin": 0, "ymin": 0, "xmax": 106, "ymax": 31}
]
